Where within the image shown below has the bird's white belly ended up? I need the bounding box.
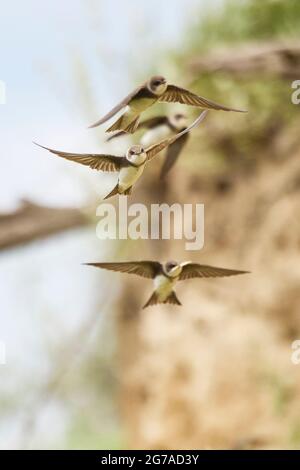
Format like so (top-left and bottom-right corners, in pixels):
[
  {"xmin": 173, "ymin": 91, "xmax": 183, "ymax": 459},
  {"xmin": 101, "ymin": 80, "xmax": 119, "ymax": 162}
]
[
  {"xmin": 154, "ymin": 274, "xmax": 175, "ymax": 301},
  {"xmin": 118, "ymin": 165, "xmax": 145, "ymax": 192},
  {"xmin": 141, "ymin": 125, "xmax": 172, "ymax": 147}
]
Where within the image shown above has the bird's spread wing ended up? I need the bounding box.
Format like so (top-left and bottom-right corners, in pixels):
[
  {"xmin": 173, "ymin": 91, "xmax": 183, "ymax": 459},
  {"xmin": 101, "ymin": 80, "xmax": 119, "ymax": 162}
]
[
  {"xmin": 146, "ymin": 110, "xmax": 208, "ymax": 161},
  {"xmin": 88, "ymin": 84, "xmax": 145, "ymax": 128},
  {"xmin": 84, "ymin": 261, "xmax": 162, "ymax": 279},
  {"xmin": 160, "ymin": 132, "xmax": 189, "ymax": 180},
  {"xmin": 106, "ymin": 116, "xmax": 168, "ymax": 142},
  {"xmin": 179, "ymin": 262, "xmax": 249, "ymax": 280},
  {"xmin": 34, "ymin": 143, "xmax": 122, "ymax": 172},
  {"xmin": 159, "ymin": 84, "xmax": 246, "ymax": 112},
  {"xmin": 138, "ymin": 115, "xmax": 169, "ymax": 129}
]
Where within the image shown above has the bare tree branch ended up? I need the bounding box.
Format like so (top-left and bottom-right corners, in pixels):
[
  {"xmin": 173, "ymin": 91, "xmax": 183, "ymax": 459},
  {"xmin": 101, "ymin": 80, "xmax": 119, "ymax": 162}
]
[
  {"xmin": 188, "ymin": 41, "xmax": 300, "ymax": 79},
  {"xmin": 0, "ymin": 199, "xmax": 90, "ymax": 250}
]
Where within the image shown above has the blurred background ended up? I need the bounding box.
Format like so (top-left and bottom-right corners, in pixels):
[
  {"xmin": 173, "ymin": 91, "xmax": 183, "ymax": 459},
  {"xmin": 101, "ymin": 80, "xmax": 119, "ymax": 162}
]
[{"xmin": 1, "ymin": 0, "xmax": 300, "ymax": 449}]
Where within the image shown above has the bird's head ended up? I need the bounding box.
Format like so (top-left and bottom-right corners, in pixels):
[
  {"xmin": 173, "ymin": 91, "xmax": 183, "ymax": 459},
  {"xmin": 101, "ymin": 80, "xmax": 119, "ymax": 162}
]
[
  {"xmin": 164, "ymin": 260, "xmax": 182, "ymax": 278},
  {"xmin": 126, "ymin": 144, "xmax": 147, "ymax": 165},
  {"xmin": 148, "ymin": 75, "xmax": 167, "ymax": 95},
  {"xmin": 169, "ymin": 113, "xmax": 188, "ymax": 130}
]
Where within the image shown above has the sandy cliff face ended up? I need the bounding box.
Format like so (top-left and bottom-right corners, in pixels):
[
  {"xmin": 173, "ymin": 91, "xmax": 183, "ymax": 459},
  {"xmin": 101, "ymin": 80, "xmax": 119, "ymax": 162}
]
[{"xmin": 114, "ymin": 117, "xmax": 300, "ymax": 449}]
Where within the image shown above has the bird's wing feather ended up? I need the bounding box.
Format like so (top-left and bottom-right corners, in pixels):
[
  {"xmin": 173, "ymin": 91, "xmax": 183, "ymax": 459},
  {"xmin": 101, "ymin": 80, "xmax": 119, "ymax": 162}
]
[
  {"xmin": 146, "ymin": 110, "xmax": 207, "ymax": 161},
  {"xmin": 159, "ymin": 84, "xmax": 246, "ymax": 112},
  {"xmin": 34, "ymin": 143, "xmax": 122, "ymax": 172},
  {"xmin": 106, "ymin": 116, "xmax": 168, "ymax": 142},
  {"xmin": 138, "ymin": 115, "xmax": 169, "ymax": 129},
  {"xmin": 84, "ymin": 261, "xmax": 162, "ymax": 279},
  {"xmin": 160, "ymin": 132, "xmax": 189, "ymax": 179},
  {"xmin": 179, "ymin": 262, "xmax": 249, "ymax": 280},
  {"xmin": 88, "ymin": 84, "xmax": 145, "ymax": 128}
]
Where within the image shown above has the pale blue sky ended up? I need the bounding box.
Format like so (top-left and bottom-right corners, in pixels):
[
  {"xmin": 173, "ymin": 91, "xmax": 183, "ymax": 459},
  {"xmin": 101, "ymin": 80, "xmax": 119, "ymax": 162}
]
[
  {"xmin": 0, "ymin": 0, "xmax": 217, "ymax": 209},
  {"xmin": 0, "ymin": 0, "xmax": 222, "ymax": 448}
]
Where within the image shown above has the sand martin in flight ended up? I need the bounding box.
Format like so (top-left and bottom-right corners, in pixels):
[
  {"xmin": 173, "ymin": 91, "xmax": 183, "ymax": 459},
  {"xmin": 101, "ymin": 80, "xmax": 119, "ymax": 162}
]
[
  {"xmin": 34, "ymin": 112, "xmax": 207, "ymax": 199},
  {"xmin": 88, "ymin": 75, "xmax": 246, "ymax": 133},
  {"xmin": 84, "ymin": 260, "xmax": 249, "ymax": 309},
  {"xmin": 106, "ymin": 113, "xmax": 191, "ymax": 180}
]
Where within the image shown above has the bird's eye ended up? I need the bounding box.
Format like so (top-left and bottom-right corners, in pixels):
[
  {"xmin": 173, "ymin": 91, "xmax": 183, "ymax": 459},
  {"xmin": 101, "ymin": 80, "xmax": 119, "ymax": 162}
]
[
  {"xmin": 153, "ymin": 81, "xmax": 160, "ymax": 86},
  {"xmin": 167, "ymin": 262, "xmax": 176, "ymax": 270}
]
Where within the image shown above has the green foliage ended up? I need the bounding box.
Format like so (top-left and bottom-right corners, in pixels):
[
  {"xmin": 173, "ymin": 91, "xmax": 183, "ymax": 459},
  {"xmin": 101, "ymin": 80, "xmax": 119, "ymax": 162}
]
[
  {"xmin": 166, "ymin": 0, "xmax": 300, "ymax": 177},
  {"xmin": 289, "ymin": 421, "xmax": 300, "ymax": 448},
  {"xmin": 66, "ymin": 415, "xmax": 123, "ymax": 450},
  {"xmin": 187, "ymin": 0, "xmax": 300, "ymax": 52}
]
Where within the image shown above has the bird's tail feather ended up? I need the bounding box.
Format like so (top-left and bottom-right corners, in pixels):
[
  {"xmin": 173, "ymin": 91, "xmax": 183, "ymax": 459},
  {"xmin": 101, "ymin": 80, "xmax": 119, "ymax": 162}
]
[
  {"xmin": 165, "ymin": 291, "xmax": 182, "ymax": 306},
  {"xmin": 103, "ymin": 184, "xmax": 120, "ymax": 200},
  {"xmin": 103, "ymin": 184, "xmax": 132, "ymax": 200},
  {"xmin": 106, "ymin": 115, "xmax": 140, "ymax": 134},
  {"xmin": 106, "ymin": 130, "xmax": 127, "ymax": 142},
  {"xmin": 143, "ymin": 290, "xmax": 182, "ymax": 309},
  {"xmin": 123, "ymin": 187, "xmax": 133, "ymax": 195},
  {"xmin": 143, "ymin": 292, "xmax": 159, "ymax": 309}
]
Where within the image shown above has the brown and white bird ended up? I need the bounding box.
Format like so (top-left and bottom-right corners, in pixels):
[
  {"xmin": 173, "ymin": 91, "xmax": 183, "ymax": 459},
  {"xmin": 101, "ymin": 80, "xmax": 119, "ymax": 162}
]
[
  {"xmin": 84, "ymin": 260, "xmax": 249, "ymax": 309},
  {"xmin": 107, "ymin": 113, "xmax": 190, "ymax": 179},
  {"xmin": 34, "ymin": 112, "xmax": 207, "ymax": 199},
  {"xmin": 88, "ymin": 75, "xmax": 246, "ymax": 133}
]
